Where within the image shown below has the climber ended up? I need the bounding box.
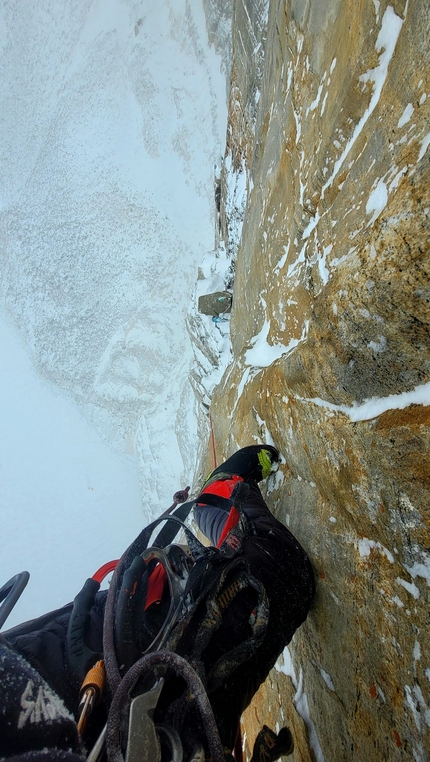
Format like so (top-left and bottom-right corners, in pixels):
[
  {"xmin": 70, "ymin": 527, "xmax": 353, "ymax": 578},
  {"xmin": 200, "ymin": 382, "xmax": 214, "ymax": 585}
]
[{"xmin": 0, "ymin": 445, "xmax": 314, "ymax": 762}]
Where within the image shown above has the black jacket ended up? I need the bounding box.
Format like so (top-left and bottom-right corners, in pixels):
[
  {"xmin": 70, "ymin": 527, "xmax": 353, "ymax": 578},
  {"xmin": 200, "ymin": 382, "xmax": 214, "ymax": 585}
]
[{"xmin": 193, "ymin": 481, "xmax": 315, "ymax": 746}]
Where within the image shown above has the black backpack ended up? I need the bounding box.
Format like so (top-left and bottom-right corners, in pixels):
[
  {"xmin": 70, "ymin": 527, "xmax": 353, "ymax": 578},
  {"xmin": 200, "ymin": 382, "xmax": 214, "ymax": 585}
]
[{"xmin": 66, "ymin": 486, "xmax": 294, "ymax": 762}]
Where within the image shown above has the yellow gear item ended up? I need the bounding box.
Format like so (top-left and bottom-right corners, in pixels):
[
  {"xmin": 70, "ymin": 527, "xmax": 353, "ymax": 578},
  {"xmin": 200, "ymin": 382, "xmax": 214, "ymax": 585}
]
[{"xmin": 258, "ymin": 449, "xmax": 274, "ymax": 479}]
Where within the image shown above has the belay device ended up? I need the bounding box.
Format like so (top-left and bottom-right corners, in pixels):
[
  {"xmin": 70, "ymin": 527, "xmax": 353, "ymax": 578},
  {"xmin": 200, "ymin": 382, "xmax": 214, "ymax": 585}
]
[{"xmin": 65, "ymin": 483, "xmax": 294, "ymax": 762}]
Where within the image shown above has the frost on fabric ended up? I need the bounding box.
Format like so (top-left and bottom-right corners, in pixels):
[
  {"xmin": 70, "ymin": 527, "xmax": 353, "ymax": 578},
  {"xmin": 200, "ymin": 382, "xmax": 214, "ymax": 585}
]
[{"xmin": 18, "ymin": 679, "xmax": 72, "ymax": 729}]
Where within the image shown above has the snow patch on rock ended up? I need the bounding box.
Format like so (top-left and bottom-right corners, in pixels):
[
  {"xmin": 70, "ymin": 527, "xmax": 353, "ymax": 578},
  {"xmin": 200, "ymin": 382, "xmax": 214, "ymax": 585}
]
[{"xmin": 276, "ymin": 648, "xmax": 325, "ymax": 762}]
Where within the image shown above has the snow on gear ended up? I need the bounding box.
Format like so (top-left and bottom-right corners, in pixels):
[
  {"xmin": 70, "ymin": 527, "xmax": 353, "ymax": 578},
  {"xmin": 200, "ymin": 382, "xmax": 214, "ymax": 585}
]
[
  {"xmin": 1, "ymin": 446, "xmax": 314, "ymax": 762},
  {"xmin": 0, "ymin": 635, "xmax": 81, "ymax": 759}
]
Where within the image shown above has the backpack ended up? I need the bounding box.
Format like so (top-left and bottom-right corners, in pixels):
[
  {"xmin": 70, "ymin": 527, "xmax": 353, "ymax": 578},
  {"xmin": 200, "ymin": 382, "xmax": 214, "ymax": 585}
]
[{"xmin": 66, "ymin": 486, "xmax": 295, "ymax": 761}]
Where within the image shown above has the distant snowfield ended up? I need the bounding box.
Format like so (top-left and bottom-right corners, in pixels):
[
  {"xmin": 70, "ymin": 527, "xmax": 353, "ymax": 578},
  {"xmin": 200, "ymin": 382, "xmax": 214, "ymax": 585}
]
[
  {"xmin": 0, "ymin": 1, "xmax": 228, "ymax": 626},
  {"xmin": 0, "ymin": 305, "xmax": 144, "ymax": 624}
]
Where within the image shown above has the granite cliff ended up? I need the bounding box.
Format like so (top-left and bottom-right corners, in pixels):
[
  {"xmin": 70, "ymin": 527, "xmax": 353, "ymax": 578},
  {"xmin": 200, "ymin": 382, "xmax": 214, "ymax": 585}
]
[{"xmin": 195, "ymin": 0, "xmax": 430, "ymax": 759}]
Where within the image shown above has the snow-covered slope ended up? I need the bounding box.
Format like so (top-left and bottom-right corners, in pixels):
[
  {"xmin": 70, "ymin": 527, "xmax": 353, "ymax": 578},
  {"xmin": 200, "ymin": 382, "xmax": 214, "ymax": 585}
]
[
  {"xmin": 0, "ymin": 305, "xmax": 144, "ymax": 624},
  {"xmin": 0, "ymin": 1, "xmax": 229, "ymax": 625}
]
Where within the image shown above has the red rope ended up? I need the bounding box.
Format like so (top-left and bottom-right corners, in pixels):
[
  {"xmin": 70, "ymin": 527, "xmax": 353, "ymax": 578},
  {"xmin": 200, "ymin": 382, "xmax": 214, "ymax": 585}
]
[
  {"xmin": 92, "ymin": 560, "xmax": 119, "ymax": 584},
  {"xmin": 209, "ymin": 413, "xmax": 217, "ymax": 469}
]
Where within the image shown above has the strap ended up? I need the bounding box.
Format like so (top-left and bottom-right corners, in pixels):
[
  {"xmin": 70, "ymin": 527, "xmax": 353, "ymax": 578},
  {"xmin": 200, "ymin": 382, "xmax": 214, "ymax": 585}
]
[
  {"xmin": 66, "ymin": 577, "xmax": 103, "ymax": 689},
  {"xmin": 217, "ymin": 507, "xmax": 240, "ymax": 548},
  {"xmin": 195, "ymin": 493, "xmax": 234, "ymax": 512},
  {"xmin": 104, "ymin": 486, "xmax": 251, "ymax": 693},
  {"xmin": 114, "ymin": 555, "xmax": 147, "ymax": 674},
  {"xmin": 152, "ymin": 485, "xmax": 248, "ymax": 552},
  {"xmin": 152, "ymin": 500, "xmax": 196, "ymax": 549},
  {"xmin": 206, "ymin": 571, "xmax": 269, "ymax": 693},
  {"xmin": 161, "ymin": 553, "xmax": 269, "ymax": 705}
]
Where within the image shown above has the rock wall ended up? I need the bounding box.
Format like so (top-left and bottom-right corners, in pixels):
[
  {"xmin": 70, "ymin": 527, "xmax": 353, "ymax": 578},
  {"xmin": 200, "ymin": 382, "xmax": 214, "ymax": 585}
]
[{"xmin": 209, "ymin": 0, "xmax": 430, "ymax": 759}]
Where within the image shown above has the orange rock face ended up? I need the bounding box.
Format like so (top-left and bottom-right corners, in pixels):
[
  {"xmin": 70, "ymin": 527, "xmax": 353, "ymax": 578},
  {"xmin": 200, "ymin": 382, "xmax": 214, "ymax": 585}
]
[{"xmin": 203, "ymin": 0, "xmax": 430, "ymax": 759}]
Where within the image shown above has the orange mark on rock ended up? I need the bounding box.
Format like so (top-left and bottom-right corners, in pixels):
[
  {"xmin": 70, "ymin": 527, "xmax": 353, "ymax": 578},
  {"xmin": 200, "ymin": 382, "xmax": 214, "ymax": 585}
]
[
  {"xmin": 369, "ymin": 683, "xmax": 377, "ymax": 699},
  {"xmin": 393, "ymin": 730, "xmax": 402, "ymax": 748},
  {"xmin": 320, "ymin": 570, "xmax": 326, "ymax": 580}
]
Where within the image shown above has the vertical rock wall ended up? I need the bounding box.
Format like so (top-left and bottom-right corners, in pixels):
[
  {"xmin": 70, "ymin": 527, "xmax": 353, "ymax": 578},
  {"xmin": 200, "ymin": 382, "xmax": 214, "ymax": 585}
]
[{"xmin": 211, "ymin": 0, "xmax": 430, "ymax": 759}]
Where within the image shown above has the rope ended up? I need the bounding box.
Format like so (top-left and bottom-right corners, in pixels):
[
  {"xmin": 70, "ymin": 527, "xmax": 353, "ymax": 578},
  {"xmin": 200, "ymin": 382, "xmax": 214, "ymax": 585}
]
[
  {"xmin": 102, "ymin": 489, "xmax": 191, "ymax": 695},
  {"xmin": 105, "ymin": 651, "xmax": 225, "ymax": 762},
  {"xmin": 92, "ymin": 561, "xmax": 118, "ymax": 584},
  {"xmin": 209, "ymin": 413, "xmax": 217, "ymax": 469}
]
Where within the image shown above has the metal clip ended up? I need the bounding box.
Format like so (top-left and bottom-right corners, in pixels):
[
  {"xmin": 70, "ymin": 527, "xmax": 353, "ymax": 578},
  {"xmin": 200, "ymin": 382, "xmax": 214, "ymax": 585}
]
[
  {"xmin": 125, "ymin": 679, "xmax": 164, "ymax": 762},
  {"xmin": 77, "ymin": 660, "xmax": 105, "ymax": 736}
]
